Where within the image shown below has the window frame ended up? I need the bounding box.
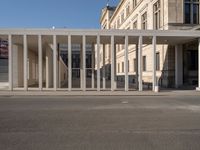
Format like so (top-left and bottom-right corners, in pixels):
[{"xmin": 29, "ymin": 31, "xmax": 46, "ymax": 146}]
[
  {"xmin": 141, "ymin": 12, "xmax": 147, "ymax": 30},
  {"xmin": 142, "ymin": 56, "xmax": 146, "ymax": 71},
  {"xmin": 126, "ymin": 4, "xmax": 131, "ymax": 17},
  {"xmin": 184, "ymin": 0, "xmax": 200, "ymax": 24},
  {"xmin": 156, "ymin": 52, "xmax": 160, "ymax": 71},
  {"xmin": 133, "ymin": 0, "xmax": 137, "ymax": 9},
  {"xmin": 133, "ymin": 20, "xmax": 137, "ymax": 29},
  {"xmin": 153, "ymin": 0, "xmax": 161, "ymax": 29},
  {"xmin": 122, "ymin": 62, "xmax": 124, "ymax": 73},
  {"xmin": 134, "ymin": 58, "xmax": 137, "ymax": 72}
]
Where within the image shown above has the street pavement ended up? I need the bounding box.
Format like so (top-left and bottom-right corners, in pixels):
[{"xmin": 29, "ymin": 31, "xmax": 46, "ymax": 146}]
[{"xmin": 0, "ymin": 95, "xmax": 200, "ymax": 150}]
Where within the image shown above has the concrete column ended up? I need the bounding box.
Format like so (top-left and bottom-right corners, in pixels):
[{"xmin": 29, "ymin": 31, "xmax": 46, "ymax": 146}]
[
  {"xmin": 38, "ymin": 35, "xmax": 42, "ymax": 90},
  {"xmin": 53, "ymin": 35, "xmax": 57, "ymax": 91},
  {"xmin": 152, "ymin": 36, "xmax": 157, "ymax": 91},
  {"xmin": 8, "ymin": 35, "xmax": 13, "ymax": 91},
  {"xmin": 58, "ymin": 44, "xmax": 60, "ymax": 88},
  {"xmin": 68, "ymin": 35, "xmax": 72, "ymax": 91},
  {"xmin": 23, "ymin": 35, "xmax": 28, "ymax": 91},
  {"xmin": 175, "ymin": 45, "xmax": 183, "ymax": 88},
  {"xmin": 114, "ymin": 44, "xmax": 117, "ymax": 90},
  {"xmin": 111, "ymin": 35, "xmax": 115, "ymax": 91},
  {"xmin": 45, "ymin": 56, "xmax": 49, "ymax": 88},
  {"xmin": 125, "ymin": 35, "xmax": 129, "ymax": 91},
  {"xmin": 138, "ymin": 36, "xmax": 143, "ymax": 91},
  {"xmin": 135, "ymin": 44, "xmax": 139, "ymax": 89},
  {"xmin": 80, "ymin": 44, "xmax": 83, "ymax": 89},
  {"xmin": 196, "ymin": 39, "xmax": 200, "ymax": 91},
  {"xmin": 103, "ymin": 44, "xmax": 106, "ymax": 90},
  {"xmin": 97, "ymin": 35, "xmax": 100, "ymax": 91},
  {"xmin": 82, "ymin": 35, "xmax": 86, "ymax": 91},
  {"xmin": 91, "ymin": 44, "xmax": 95, "ymax": 89}
]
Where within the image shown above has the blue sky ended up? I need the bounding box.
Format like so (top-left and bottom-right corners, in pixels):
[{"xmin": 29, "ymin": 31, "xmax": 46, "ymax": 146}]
[{"xmin": 0, "ymin": 0, "xmax": 120, "ymax": 29}]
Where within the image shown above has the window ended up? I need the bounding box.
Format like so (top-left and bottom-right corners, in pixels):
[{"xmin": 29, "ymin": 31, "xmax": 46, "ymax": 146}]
[
  {"xmin": 188, "ymin": 50, "xmax": 198, "ymax": 70},
  {"xmin": 184, "ymin": 0, "xmax": 199, "ymax": 24},
  {"xmin": 143, "ymin": 56, "xmax": 146, "ymax": 71},
  {"xmin": 153, "ymin": 0, "xmax": 161, "ymax": 29},
  {"xmin": 121, "ymin": 12, "xmax": 125, "ymax": 23},
  {"xmin": 118, "ymin": 63, "xmax": 120, "ymax": 73},
  {"xmin": 141, "ymin": 12, "xmax": 147, "ymax": 29},
  {"xmin": 122, "ymin": 62, "xmax": 124, "ymax": 73},
  {"xmin": 128, "ymin": 60, "xmax": 130, "ymax": 72},
  {"xmin": 133, "ymin": 0, "xmax": 137, "ymax": 9},
  {"xmin": 117, "ymin": 18, "xmax": 120, "ymax": 28},
  {"xmin": 156, "ymin": 52, "xmax": 160, "ymax": 71},
  {"xmin": 126, "ymin": 4, "xmax": 130, "ymax": 17},
  {"xmin": 134, "ymin": 58, "xmax": 137, "ymax": 72},
  {"xmin": 133, "ymin": 20, "xmax": 137, "ymax": 29}
]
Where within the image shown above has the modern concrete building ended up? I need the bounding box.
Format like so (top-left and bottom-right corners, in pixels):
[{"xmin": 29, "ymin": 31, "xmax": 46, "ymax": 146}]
[
  {"xmin": 100, "ymin": 0, "xmax": 200, "ymax": 90},
  {"xmin": 0, "ymin": 29, "xmax": 199, "ymax": 92},
  {"xmin": 0, "ymin": 0, "xmax": 200, "ymax": 92}
]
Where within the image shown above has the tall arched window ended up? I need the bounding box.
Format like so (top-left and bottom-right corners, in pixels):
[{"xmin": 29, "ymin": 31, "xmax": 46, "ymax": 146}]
[{"xmin": 184, "ymin": 0, "xmax": 199, "ymax": 24}]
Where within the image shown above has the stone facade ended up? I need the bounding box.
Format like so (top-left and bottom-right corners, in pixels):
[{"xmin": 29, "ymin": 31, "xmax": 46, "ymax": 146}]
[{"xmin": 100, "ymin": 0, "xmax": 200, "ymax": 88}]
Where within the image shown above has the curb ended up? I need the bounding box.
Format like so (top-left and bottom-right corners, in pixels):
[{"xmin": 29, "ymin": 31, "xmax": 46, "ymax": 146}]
[{"xmin": 0, "ymin": 90, "xmax": 200, "ymax": 96}]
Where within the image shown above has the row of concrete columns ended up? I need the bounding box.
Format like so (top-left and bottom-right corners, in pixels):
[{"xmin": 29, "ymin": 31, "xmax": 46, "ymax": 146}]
[{"xmin": 7, "ymin": 34, "xmax": 200, "ymax": 92}]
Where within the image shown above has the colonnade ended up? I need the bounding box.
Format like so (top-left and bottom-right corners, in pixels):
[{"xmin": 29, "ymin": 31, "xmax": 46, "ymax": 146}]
[{"xmin": 3, "ymin": 29, "xmax": 200, "ymax": 92}]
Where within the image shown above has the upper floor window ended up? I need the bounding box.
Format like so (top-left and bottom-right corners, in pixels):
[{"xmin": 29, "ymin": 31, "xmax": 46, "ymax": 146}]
[
  {"xmin": 184, "ymin": 0, "xmax": 199, "ymax": 24},
  {"xmin": 141, "ymin": 12, "xmax": 147, "ymax": 29},
  {"xmin": 117, "ymin": 18, "xmax": 120, "ymax": 28},
  {"xmin": 153, "ymin": 0, "xmax": 161, "ymax": 29},
  {"xmin": 133, "ymin": 0, "xmax": 137, "ymax": 9},
  {"xmin": 126, "ymin": 4, "xmax": 130, "ymax": 17},
  {"xmin": 121, "ymin": 12, "xmax": 125, "ymax": 23},
  {"xmin": 133, "ymin": 20, "xmax": 137, "ymax": 29}
]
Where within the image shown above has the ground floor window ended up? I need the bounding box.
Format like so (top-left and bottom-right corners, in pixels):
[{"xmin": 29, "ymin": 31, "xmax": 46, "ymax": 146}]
[
  {"xmin": 187, "ymin": 50, "xmax": 198, "ymax": 70},
  {"xmin": 128, "ymin": 60, "xmax": 130, "ymax": 72},
  {"xmin": 156, "ymin": 52, "xmax": 160, "ymax": 71},
  {"xmin": 122, "ymin": 62, "xmax": 124, "ymax": 73},
  {"xmin": 134, "ymin": 58, "xmax": 137, "ymax": 72},
  {"xmin": 143, "ymin": 56, "xmax": 146, "ymax": 71},
  {"xmin": 118, "ymin": 63, "xmax": 120, "ymax": 73}
]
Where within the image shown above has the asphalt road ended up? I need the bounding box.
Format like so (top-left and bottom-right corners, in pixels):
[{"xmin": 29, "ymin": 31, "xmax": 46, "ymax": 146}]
[{"xmin": 0, "ymin": 95, "xmax": 200, "ymax": 150}]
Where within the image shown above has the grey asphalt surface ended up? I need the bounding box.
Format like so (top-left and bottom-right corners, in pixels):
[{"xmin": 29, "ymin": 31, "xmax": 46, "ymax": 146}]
[{"xmin": 0, "ymin": 95, "xmax": 200, "ymax": 150}]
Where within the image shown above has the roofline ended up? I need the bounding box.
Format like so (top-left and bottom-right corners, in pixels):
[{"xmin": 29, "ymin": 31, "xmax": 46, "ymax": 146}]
[
  {"xmin": 100, "ymin": 6, "xmax": 116, "ymax": 23},
  {"xmin": 0, "ymin": 28, "xmax": 200, "ymax": 37},
  {"xmin": 109, "ymin": 0, "xmax": 125, "ymax": 23},
  {"xmin": 100, "ymin": 9, "xmax": 107, "ymax": 23}
]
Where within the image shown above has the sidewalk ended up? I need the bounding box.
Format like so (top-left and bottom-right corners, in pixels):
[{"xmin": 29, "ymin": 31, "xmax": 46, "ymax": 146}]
[{"xmin": 0, "ymin": 90, "xmax": 200, "ymax": 96}]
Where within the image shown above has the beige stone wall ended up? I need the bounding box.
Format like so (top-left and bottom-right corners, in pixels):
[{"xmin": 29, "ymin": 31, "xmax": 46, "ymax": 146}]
[
  {"xmin": 168, "ymin": 0, "xmax": 184, "ymax": 24},
  {"xmin": 99, "ymin": 0, "xmax": 199, "ymax": 87}
]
